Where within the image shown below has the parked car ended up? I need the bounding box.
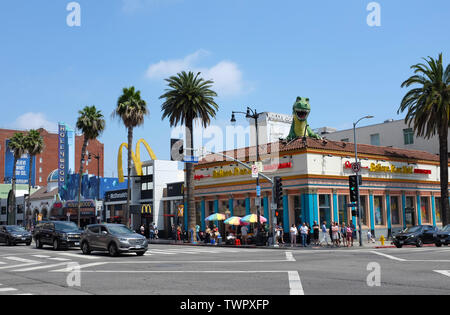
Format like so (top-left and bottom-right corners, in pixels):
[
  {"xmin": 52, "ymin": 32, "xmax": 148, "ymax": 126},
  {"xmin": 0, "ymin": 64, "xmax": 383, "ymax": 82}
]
[
  {"xmin": 393, "ymin": 225, "xmax": 438, "ymax": 248},
  {"xmin": 80, "ymin": 223, "xmax": 148, "ymax": 257},
  {"xmin": 0, "ymin": 225, "xmax": 32, "ymax": 246},
  {"xmin": 33, "ymin": 221, "xmax": 82, "ymax": 250},
  {"xmin": 434, "ymin": 225, "xmax": 450, "ymax": 247}
]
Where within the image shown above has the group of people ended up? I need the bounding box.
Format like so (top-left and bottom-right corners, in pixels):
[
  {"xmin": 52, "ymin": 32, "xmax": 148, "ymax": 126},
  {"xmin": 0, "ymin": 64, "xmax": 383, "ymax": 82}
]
[
  {"xmin": 277, "ymin": 220, "xmax": 357, "ymax": 248},
  {"xmin": 139, "ymin": 223, "xmax": 159, "ymax": 240}
]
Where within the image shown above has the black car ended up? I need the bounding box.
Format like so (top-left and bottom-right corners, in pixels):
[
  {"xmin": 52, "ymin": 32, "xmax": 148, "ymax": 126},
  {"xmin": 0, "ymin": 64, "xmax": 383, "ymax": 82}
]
[
  {"xmin": 33, "ymin": 221, "xmax": 82, "ymax": 250},
  {"xmin": 0, "ymin": 225, "xmax": 32, "ymax": 246},
  {"xmin": 434, "ymin": 225, "xmax": 450, "ymax": 247},
  {"xmin": 393, "ymin": 225, "xmax": 438, "ymax": 248}
]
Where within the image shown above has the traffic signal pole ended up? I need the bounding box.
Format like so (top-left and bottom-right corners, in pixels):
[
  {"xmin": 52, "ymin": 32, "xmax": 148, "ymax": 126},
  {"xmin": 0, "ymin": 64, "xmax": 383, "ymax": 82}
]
[{"xmin": 353, "ymin": 123, "xmax": 363, "ymax": 247}]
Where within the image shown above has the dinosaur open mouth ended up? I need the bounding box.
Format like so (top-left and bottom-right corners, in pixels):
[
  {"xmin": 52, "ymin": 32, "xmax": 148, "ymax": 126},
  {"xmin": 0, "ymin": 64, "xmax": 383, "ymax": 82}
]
[{"xmin": 295, "ymin": 109, "xmax": 309, "ymax": 121}]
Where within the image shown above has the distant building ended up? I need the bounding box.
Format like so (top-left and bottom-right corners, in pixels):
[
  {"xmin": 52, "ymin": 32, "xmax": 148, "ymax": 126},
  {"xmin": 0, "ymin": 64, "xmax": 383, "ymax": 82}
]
[
  {"xmin": 323, "ymin": 119, "xmax": 449, "ymax": 156},
  {"xmin": 248, "ymin": 112, "xmax": 293, "ymax": 146}
]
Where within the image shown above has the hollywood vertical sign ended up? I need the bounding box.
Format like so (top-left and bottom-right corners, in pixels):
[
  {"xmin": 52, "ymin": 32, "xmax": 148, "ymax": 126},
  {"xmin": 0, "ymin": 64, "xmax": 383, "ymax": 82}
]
[{"xmin": 58, "ymin": 124, "xmax": 66, "ymax": 191}]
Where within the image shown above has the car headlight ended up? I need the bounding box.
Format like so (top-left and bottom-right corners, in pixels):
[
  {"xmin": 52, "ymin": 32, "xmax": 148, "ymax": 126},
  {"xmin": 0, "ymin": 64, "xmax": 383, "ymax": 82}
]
[
  {"xmin": 119, "ymin": 238, "xmax": 129, "ymax": 243},
  {"xmin": 60, "ymin": 233, "xmax": 68, "ymax": 239}
]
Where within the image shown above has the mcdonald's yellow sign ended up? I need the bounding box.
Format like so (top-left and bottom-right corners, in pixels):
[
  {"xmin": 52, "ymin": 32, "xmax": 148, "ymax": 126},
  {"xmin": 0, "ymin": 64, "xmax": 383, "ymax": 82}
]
[
  {"xmin": 117, "ymin": 139, "xmax": 157, "ymax": 183},
  {"xmin": 141, "ymin": 204, "xmax": 152, "ymax": 214}
]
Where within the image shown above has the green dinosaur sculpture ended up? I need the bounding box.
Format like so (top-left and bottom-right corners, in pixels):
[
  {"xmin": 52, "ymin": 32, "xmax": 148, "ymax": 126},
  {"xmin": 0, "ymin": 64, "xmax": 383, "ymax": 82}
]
[{"xmin": 286, "ymin": 97, "xmax": 321, "ymax": 141}]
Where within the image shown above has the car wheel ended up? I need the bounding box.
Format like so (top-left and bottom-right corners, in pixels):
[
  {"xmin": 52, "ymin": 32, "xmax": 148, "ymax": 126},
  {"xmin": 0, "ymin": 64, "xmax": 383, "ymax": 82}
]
[
  {"xmin": 81, "ymin": 242, "xmax": 91, "ymax": 255},
  {"xmin": 136, "ymin": 251, "xmax": 145, "ymax": 256},
  {"xmin": 416, "ymin": 239, "xmax": 423, "ymax": 247},
  {"xmin": 108, "ymin": 243, "xmax": 119, "ymax": 257},
  {"xmin": 6, "ymin": 238, "xmax": 12, "ymax": 246},
  {"xmin": 395, "ymin": 244, "xmax": 402, "ymax": 248},
  {"xmin": 26, "ymin": 242, "xmax": 31, "ymax": 246},
  {"xmin": 435, "ymin": 242, "xmax": 442, "ymax": 247},
  {"xmin": 36, "ymin": 238, "xmax": 43, "ymax": 249},
  {"xmin": 53, "ymin": 239, "xmax": 60, "ymax": 251}
]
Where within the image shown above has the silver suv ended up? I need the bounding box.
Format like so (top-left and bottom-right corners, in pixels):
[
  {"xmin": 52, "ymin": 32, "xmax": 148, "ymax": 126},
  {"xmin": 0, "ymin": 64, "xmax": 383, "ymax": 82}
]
[{"xmin": 80, "ymin": 224, "xmax": 148, "ymax": 257}]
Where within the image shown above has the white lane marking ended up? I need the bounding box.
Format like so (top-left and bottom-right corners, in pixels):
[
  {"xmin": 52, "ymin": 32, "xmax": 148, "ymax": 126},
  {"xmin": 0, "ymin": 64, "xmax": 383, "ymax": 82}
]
[
  {"xmin": 5, "ymin": 257, "xmax": 40, "ymax": 264},
  {"xmin": 93, "ymin": 259, "xmax": 292, "ymax": 264},
  {"xmin": 146, "ymin": 250, "xmax": 177, "ymax": 255},
  {"xmin": 370, "ymin": 251, "xmax": 406, "ymax": 262},
  {"xmin": 434, "ymin": 270, "xmax": 450, "ymax": 278},
  {"xmin": 32, "ymin": 255, "xmax": 51, "ymax": 258},
  {"xmin": 285, "ymin": 251, "xmax": 296, "ymax": 261},
  {"xmin": 56, "ymin": 253, "xmax": 101, "ymax": 260},
  {"xmin": 0, "ymin": 262, "xmax": 6, "ymax": 265},
  {"xmin": 71, "ymin": 270, "xmax": 295, "ymax": 274},
  {"xmin": 51, "ymin": 262, "xmax": 108, "ymax": 272},
  {"xmin": 288, "ymin": 271, "xmax": 304, "ymax": 295},
  {"xmin": 0, "ymin": 288, "xmax": 18, "ymax": 292},
  {"xmin": 48, "ymin": 257, "xmax": 71, "ymax": 262},
  {"xmin": 12, "ymin": 262, "xmax": 69, "ymax": 272}
]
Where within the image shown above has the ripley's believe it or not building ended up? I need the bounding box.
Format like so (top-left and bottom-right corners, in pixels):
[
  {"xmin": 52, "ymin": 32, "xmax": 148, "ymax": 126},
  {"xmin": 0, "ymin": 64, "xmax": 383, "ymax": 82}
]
[{"xmin": 192, "ymin": 97, "xmax": 450, "ymax": 238}]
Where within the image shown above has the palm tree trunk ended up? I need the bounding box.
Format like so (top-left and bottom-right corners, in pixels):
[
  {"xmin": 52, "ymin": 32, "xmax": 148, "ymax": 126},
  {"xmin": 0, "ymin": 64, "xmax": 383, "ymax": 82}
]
[
  {"xmin": 185, "ymin": 119, "xmax": 197, "ymax": 242},
  {"xmin": 439, "ymin": 126, "xmax": 449, "ymax": 226},
  {"xmin": 9, "ymin": 158, "xmax": 17, "ymax": 225},
  {"xmin": 126, "ymin": 127, "xmax": 133, "ymax": 228},
  {"xmin": 77, "ymin": 139, "xmax": 88, "ymax": 227},
  {"xmin": 27, "ymin": 155, "xmax": 33, "ymax": 227}
]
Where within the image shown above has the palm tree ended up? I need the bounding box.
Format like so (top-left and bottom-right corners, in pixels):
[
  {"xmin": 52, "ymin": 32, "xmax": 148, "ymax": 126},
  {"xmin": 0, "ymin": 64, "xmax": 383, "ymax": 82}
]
[
  {"xmin": 7, "ymin": 132, "xmax": 27, "ymax": 225},
  {"xmin": 24, "ymin": 129, "xmax": 44, "ymax": 226},
  {"xmin": 76, "ymin": 106, "xmax": 106, "ymax": 227},
  {"xmin": 113, "ymin": 86, "xmax": 148, "ymax": 228},
  {"xmin": 160, "ymin": 71, "xmax": 218, "ymax": 242},
  {"xmin": 398, "ymin": 53, "xmax": 450, "ymax": 226}
]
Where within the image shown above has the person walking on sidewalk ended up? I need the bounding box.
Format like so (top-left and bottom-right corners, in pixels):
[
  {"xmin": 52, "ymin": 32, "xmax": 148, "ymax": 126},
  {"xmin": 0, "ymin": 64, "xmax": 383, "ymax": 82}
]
[
  {"xmin": 350, "ymin": 220, "xmax": 356, "ymax": 246},
  {"xmin": 332, "ymin": 222, "xmax": 340, "ymax": 247},
  {"xmin": 340, "ymin": 223, "xmax": 347, "ymax": 247},
  {"xmin": 290, "ymin": 224, "xmax": 298, "ymax": 247},
  {"xmin": 312, "ymin": 221, "xmax": 320, "ymax": 246},
  {"xmin": 346, "ymin": 224, "xmax": 353, "ymax": 247},
  {"xmin": 299, "ymin": 223, "xmax": 309, "ymax": 247},
  {"xmin": 321, "ymin": 221, "xmax": 329, "ymax": 246}
]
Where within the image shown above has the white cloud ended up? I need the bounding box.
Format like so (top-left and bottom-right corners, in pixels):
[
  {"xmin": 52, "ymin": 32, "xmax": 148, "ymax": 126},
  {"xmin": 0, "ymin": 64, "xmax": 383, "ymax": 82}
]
[
  {"xmin": 146, "ymin": 50, "xmax": 247, "ymax": 97},
  {"xmin": 9, "ymin": 112, "xmax": 58, "ymax": 133}
]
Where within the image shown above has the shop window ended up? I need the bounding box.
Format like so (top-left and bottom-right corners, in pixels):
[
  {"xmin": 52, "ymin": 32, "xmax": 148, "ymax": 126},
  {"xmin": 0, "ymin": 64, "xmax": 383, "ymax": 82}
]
[
  {"xmin": 195, "ymin": 202, "xmax": 201, "ymax": 226},
  {"xmin": 293, "ymin": 196, "xmax": 302, "ymax": 226},
  {"xmin": 370, "ymin": 134, "xmax": 380, "ymax": 146},
  {"xmin": 207, "ymin": 201, "xmax": 215, "ymax": 216},
  {"xmin": 435, "ymin": 197, "xmax": 442, "ymax": 223},
  {"xmin": 319, "ymin": 195, "xmax": 332, "ymax": 226},
  {"xmin": 405, "ymin": 196, "xmax": 416, "ymax": 226},
  {"xmin": 403, "ymin": 128, "xmax": 414, "ymax": 145},
  {"xmin": 374, "ymin": 196, "xmax": 385, "ymax": 225},
  {"xmin": 390, "ymin": 196, "xmax": 400, "ymax": 225},
  {"xmin": 420, "ymin": 196, "xmax": 430, "ymax": 223},
  {"xmin": 360, "ymin": 196, "xmax": 367, "ymax": 226},
  {"xmin": 1, "ymin": 206, "xmax": 6, "ymax": 215},
  {"xmin": 234, "ymin": 199, "xmax": 246, "ymax": 217},
  {"xmin": 220, "ymin": 200, "xmax": 229, "ymax": 213},
  {"xmin": 338, "ymin": 195, "xmax": 348, "ymax": 224}
]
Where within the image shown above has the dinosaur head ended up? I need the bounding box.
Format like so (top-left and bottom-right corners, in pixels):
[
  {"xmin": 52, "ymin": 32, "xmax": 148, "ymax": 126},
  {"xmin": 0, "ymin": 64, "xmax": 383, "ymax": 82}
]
[{"xmin": 293, "ymin": 97, "xmax": 311, "ymax": 121}]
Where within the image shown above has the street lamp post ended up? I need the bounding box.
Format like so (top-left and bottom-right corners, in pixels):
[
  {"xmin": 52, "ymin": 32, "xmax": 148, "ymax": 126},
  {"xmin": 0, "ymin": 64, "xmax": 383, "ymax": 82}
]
[
  {"xmin": 88, "ymin": 153, "xmax": 102, "ymax": 222},
  {"xmin": 353, "ymin": 115, "xmax": 374, "ymax": 247},
  {"xmin": 231, "ymin": 108, "xmax": 264, "ymax": 244}
]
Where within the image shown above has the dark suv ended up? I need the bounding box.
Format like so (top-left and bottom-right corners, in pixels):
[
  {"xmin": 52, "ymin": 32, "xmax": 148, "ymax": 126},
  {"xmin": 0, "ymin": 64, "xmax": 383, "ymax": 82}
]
[
  {"xmin": 81, "ymin": 224, "xmax": 148, "ymax": 257},
  {"xmin": 33, "ymin": 221, "xmax": 82, "ymax": 250},
  {"xmin": 0, "ymin": 225, "xmax": 32, "ymax": 246},
  {"xmin": 393, "ymin": 225, "xmax": 439, "ymax": 248},
  {"xmin": 434, "ymin": 225, "xmax": 450, "ymax": 247}
]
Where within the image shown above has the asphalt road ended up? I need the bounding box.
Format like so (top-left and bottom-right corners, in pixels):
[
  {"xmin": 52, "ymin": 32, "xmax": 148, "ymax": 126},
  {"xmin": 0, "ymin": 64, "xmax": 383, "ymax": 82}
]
[{"xmin": 0, "ymin": 243, "xmax": 449, "ymax": 295}]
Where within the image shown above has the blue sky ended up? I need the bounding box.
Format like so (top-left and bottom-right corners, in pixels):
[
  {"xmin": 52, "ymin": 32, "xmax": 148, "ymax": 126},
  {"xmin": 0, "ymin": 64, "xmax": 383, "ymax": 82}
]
[{"xmin": 0, "ymin": 0, "xmax": 449, "ymax": 177}]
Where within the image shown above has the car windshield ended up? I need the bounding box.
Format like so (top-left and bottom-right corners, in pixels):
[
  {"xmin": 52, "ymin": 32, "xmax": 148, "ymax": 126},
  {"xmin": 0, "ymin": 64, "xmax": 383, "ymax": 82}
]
[
  {"xmin": 107, "ymin": 225, "xmax": 135, "ymax": 235},
  {"xmin": 5, "ymin": 226, "xmax": 26, "ymax": 233},
  {"xmin": 54, "ymin": 222, "xmax": 79, "ymax": 232},
  {"xmin": 404, "ymin": 226, "xmax": 422, "ymax": 233},
  {"xmin": 442, "ymin": 225, "xmax": 450, "ymax": 232}
]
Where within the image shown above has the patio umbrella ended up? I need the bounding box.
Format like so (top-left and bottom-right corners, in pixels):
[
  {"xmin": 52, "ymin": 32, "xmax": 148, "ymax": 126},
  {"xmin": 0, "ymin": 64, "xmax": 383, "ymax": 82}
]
[
  {"xmin": 241, "ymin": 214, "xmax": 267, "ymax": 223},
  {"xmin": 205, "ymin": 213, "xmax": 226, "ymax": 221},
  {"xmin": 224, "ymin": 216, "xmax": 249, "ymax": 226}
]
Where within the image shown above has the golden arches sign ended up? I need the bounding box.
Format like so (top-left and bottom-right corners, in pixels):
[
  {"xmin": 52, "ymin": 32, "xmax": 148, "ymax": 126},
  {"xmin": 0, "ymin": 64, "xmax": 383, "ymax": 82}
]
[{"xmin": 117, "ymin": 139, "xmax": 157, "ymax": 183}]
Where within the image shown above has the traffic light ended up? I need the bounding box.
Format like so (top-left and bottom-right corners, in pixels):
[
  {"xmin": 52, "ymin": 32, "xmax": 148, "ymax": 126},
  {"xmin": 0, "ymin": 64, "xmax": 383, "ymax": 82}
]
[
  {"xmin": 349, "ymin": 175, "xmax": 358, "ymax": 202},
  {"xmin": 274, "ymin": 176, "xmax": 283, "ymax": 206}
]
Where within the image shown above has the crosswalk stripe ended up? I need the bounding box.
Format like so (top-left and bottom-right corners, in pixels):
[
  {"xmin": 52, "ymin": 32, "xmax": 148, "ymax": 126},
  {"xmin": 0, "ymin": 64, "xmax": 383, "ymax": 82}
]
[
  {"xmin": 48, "ymin": 258, "xmax": 71, "ymax": 262},
  {"xmin": 434, "ymin": 270, "xmax": 450, "ymax": 278},
  {"xmin": 5, "ymin": 257, "xmax": 40, "ymax": 264},
  {"xmin": 0, "ymin": 288, "xmax": 18, "ymax": 292},
  {"xmin": 56, "ymin": 253, "xmax": 101, "ymax": 260},
  {"xmin": 51, "ymin": 262, "xmax": 108, "ymax": 272},
  {"xmin": 13, "ymin": 262, "xmax": 69, "ymax": 272},
  {"xmin": 32, "ymin": 255, "xmax": 51, "ymax": 258}
]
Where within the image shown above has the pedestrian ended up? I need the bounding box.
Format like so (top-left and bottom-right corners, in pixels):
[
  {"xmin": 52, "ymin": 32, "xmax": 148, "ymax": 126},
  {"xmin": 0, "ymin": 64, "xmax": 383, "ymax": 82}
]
[
  {"xmin": 340, "ymin": 223, "xmax": 347, "ymax": 247},
  {"xmin": 195, "ymin": 224, "xmax": 200, "ymax": 242},
  {"xmin": 346, "ymin": 224, "xmax": 353, "ymax": 247},
  {"xmin": 367, "ymin": 230, "xmax": 376, "ymax": 243},
  {"xmin": 290, "ymin": 224, "xmax": 298, "ymax": 247},
  {"xmin": 321, "ymin": 221, "xmax": 329, "ymax": 246},
  {"xmin": 149, "ymin": 223, "xmax": 155, "ymax": 240},
  {"xmin": 350, "ymin": 220, "xmax": 356, "ymax": 246},
  {"xmin": 306, "ymin": 223, "xmax": 311, "ymax": 245},
  {"xmin": 205, "ymin": 227, "xmax": 211, "ymax": 244},
  {"xmin": 154, "ymin": 225, "xmax": 159, "ymax": 239},
  {"xmin": 332, "ymin": 222, "xmax": 340, "ymax": 247},
  {"xmin": 312, "ymin": 221, "xmax": 320, "ymax": 246},
  {"xmin": 140, "ymin": 224, "xmax": 145, "ymax": 237},
  {"xmin": 241, "ymin": 225, "xmax": 249, "ymax": 245},
  {"xmin": 299, "ymin": 223, "xmax": 309, "ymax": 247},
  {"xmin": 177, "ymin": 225, "xmax": 182, "ymax": 243}
]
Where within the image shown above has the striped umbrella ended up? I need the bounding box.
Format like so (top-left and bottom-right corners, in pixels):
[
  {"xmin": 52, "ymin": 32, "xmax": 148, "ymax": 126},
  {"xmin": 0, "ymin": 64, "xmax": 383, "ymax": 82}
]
[
  {"xmin": 224, "ymin": 216, "xmax": 249, "ymax": 226},
  {"xmin": 241, "ymin": 214, "xmax": 267, "ymax": 223},
  {"xmin": 205, "ymin": 213, "xmax": 226, "ymax": 221}
]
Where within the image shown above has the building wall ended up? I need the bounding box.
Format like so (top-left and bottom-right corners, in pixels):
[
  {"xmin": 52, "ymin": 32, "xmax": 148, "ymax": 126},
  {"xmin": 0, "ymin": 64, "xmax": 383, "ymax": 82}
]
[
  {"xmin": 323, "ymin": 119, "xmax": 450, "ymax": 155},
  {"xmin": 0, "ymin": 128, "xmax": 104, "ymax": 187}
]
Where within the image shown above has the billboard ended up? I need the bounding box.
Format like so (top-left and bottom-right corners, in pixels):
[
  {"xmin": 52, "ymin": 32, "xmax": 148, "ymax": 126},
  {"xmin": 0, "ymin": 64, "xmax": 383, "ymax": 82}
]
[
  {"xmin": 4, "ymin": 139, "xmax": 35, "ymax": 185},
  {"xmin": 58, "ymin": 122, "xmax": 75, "ymax": 191}
]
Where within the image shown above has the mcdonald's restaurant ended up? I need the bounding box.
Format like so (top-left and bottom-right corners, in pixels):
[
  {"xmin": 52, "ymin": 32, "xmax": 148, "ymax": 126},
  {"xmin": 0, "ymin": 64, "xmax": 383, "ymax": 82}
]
[{"xmin": 193, "ymin": 138, "xmax": 449, "ymax": 239}]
